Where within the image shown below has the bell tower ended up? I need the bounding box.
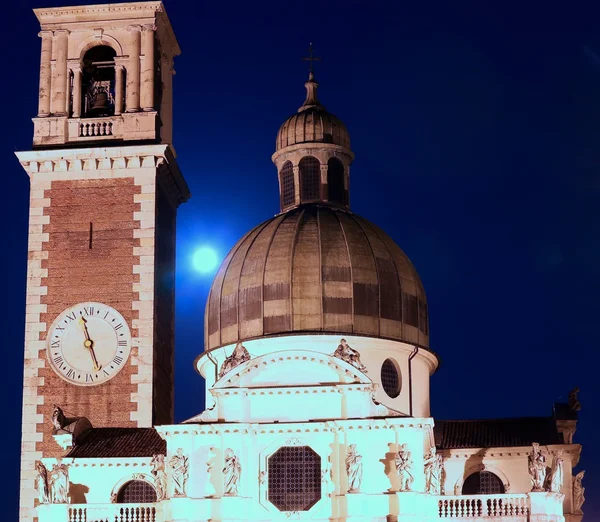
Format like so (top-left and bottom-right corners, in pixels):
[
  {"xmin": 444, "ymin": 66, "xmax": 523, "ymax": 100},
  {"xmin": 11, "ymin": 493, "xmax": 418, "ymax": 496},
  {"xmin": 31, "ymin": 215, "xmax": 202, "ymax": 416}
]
[{"xmin": 16, "ymin": 3, "xmax": 189, "ymax": 521}]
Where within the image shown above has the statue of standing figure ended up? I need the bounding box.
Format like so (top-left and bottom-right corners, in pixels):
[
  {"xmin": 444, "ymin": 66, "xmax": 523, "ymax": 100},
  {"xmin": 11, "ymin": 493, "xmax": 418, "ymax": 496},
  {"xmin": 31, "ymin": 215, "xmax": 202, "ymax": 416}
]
[
  {"xmin": 150, "ymin": 454, "xmax": 167, "ymax": 501},
  {"xmin": 528, "ymin": 443, "xmax": 547, "ymax": 492},
  {"xmin": 218, "ymin": 342, "xmax": 251, "ymax": 379},
  {"xmin": 548, "ymin": 452, "xmax": 564, "ymax": 493},
  {"xmin": 223, "ymin": 448, "xmax": 241, "ymax": 496},
  {"xmin": 345, "ymin": 444, "xmax": 363, "ymax": 493},
  {"xmin": 394, "ymin": 444, "xmax": 414, "ymax": 492},
  {"xmin": 568, "ymin": 387, "xmax": 582, "ymax": 412},
  {"xmin": 573, "ymin": 471, "xmax": 585, "ymax": 514},
  {"xmin": 424, "ymin": 446, "xmax": 442, "ymax": 494},
  {"xmin": 169, "ymin": 448, "xmax": 189, "ymax": 497},
  {"xmin": 35, "ymin": 461, "xmax": 50, "ymax": 504},
  {"xmin": 49, "ymin": 459, "xmax": 69, "ymax": 504},
  {"xmin": 332, "ymin": 339, "xmax": 367, "ymax": 373}
]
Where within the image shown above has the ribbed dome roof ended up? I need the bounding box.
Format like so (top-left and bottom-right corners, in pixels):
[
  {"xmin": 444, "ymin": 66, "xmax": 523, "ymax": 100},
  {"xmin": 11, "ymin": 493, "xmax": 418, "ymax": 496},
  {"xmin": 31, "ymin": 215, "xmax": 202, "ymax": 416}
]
[
  {"xmin": 275, "ymin": 72, "xmax": 351, "ymax": 152},
  {"xmin": 205, "ymin": 205, "xmax": 429, "ymax": 351},
  {"xmin": 276, "ymin": 107, "xmax": 351, "ymax": 151}
]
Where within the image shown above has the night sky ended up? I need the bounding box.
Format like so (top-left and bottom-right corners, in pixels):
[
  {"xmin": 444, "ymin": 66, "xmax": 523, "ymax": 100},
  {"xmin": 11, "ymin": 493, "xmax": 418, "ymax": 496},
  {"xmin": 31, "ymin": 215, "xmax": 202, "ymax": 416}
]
[{"xmin": 4, "ymin": 0, "xmax": 599, "ymax": 518}]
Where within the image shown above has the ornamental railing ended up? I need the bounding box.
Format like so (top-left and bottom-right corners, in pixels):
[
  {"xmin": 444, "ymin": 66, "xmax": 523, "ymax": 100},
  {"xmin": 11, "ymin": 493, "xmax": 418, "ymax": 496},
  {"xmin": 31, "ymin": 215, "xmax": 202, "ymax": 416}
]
[
  {"xmin": 438, "ymin": 494, "xmax": 530, "ymax": 518},
  {"xmin": 67, "ymin": 503, "xmax": 159, "ymax": 522}
]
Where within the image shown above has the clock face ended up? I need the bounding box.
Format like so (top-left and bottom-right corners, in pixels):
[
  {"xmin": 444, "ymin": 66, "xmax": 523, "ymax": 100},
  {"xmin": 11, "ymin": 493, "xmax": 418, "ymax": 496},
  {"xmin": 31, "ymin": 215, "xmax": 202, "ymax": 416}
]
[{"xmin": 46, "ymin": 302, "xmax": 132, "ymax": 386}]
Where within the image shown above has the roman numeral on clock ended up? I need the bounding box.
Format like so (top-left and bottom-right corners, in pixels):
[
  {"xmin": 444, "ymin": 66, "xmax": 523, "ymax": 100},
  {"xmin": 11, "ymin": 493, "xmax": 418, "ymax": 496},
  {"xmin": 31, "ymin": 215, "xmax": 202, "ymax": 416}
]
[
  {"xmin": 66, "ymin": 368, "xmax": 75, "ymax": 379},
  {"xmin": 113, "ymin": 355, "xmax": 124, "ymax": 366},
  {"xmin": 114, "ymin": 323, "xmax": 123, "ymax": 331},
  {"xmin": 83, "ymin": 306, "xmax": 94, "ymax": 316},
  {"xmin": 118, "ymin": 340, "xmax": 128, "ymax": 347}
]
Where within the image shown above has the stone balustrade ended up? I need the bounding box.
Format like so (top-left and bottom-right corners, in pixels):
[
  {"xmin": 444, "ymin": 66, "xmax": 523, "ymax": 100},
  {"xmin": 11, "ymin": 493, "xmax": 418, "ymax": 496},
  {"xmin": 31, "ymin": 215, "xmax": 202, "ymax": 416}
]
[
  {"xmin": 38, "ymin": 503, "xmax": 161, "ymax": 522},
  {"xmin": 438, "ymin": 494, "xmax": 529, "ymax": 518},
  {"xmin": 35, "ymin": 492, "xmax": 565, "ymax": 522}
]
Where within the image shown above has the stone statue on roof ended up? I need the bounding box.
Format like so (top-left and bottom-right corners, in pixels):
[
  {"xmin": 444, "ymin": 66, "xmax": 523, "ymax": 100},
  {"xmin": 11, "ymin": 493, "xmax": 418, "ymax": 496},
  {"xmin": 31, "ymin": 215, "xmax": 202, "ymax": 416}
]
[
  {"xmin": 568, "ymin": 387, "xmax": 581, "ymax": 412},
  {"xmin": 573, "ymin": 470, "xmax": 585, "ymax": 514},
  {"xmin": 218, "ymin": 342, "xmax": 251, "ymax": 380},
  {"xmin": 333, "ymin": 338, "xmax": 367, "ymax": 373}
]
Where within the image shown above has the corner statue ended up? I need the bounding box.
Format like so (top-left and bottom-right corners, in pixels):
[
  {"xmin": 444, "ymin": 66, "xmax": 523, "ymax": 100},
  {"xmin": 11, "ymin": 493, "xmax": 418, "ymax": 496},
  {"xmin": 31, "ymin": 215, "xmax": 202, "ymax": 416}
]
[
  {"xmin": 332, "ymin": 339, "xmax": 367, "ymax": 373},
  {"xmin": 528, "ymin": 443, "xmax": 547, "ymax": 492},
  {"xmin": 345, "ymin": 444, "xmax": 363, "ymax": 493},
  {"xmin": 169, "ymin": 448, "xmax": 189, "ymax": 497},
  {"xmin": 218, "ymin": 342, "xmax": 251, "ymax": 379},
  {"xmin": 394, "ymin": 444, "xmax": 414, "ymax": 492},
  {"xmin": 223, "ymin": 448, "xmax": 241, "ymax": 496}
]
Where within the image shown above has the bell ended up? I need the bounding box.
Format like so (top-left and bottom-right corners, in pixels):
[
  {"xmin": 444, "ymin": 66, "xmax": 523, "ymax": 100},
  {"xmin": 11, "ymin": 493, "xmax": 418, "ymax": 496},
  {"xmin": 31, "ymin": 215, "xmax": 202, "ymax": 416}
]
[{"xmin": 88, "ymin": 91, "xmax": 110, "ymax": 116}]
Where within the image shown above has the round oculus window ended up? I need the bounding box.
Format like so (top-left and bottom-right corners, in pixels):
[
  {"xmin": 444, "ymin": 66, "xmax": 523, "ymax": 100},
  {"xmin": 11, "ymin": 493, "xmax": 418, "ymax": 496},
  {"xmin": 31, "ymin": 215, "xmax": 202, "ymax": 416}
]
[{"xmin": 381, "ymin": 358, "xmax": 401, "ymax": 398}]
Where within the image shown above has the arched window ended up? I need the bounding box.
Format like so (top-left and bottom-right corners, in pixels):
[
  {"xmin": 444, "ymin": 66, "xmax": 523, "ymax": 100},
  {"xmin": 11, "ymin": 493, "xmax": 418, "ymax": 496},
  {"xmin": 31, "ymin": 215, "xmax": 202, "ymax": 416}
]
[
  {"xmin": 299, "ymin": 156, "xmax": 321, "ymax": 202},
  {"xmin": 462, "ymin": 471, "xmax": 505, "ymax": 495},
  {"xmin": 381, "ymin": 358, "xmax": 401, "ymax": 398},
  {"xmin": 117, "ymin": 480, "xmax": 157, "ymax": 503},
  {"xmin": 81, "ymin": 45, "xmax": 117, "ymax": 117},
  {"xmin": 268, "ymin": 446, "xmax": 321, "ymax": 512},
  {"xmin": 327, "ymin": 158, "xmax": 345, "ymax": 205},
  {"xmin": 280, "ymin": 161, "xmax": 295, "ymax": 208}
]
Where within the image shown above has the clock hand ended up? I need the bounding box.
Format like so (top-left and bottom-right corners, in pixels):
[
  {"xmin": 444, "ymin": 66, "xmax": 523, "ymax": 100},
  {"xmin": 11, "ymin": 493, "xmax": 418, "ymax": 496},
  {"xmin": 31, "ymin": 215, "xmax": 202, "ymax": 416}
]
[{"xmin": 79, "ymin": 317, "xmax": 102, "ymax": 371}]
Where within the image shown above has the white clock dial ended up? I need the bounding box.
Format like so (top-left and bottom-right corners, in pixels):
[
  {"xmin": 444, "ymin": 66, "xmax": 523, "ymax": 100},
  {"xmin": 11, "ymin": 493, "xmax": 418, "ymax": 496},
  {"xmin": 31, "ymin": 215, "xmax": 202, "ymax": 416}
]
[{"xmin": 47, "ymin": 302, "xmax": 132, "ymax": 386}]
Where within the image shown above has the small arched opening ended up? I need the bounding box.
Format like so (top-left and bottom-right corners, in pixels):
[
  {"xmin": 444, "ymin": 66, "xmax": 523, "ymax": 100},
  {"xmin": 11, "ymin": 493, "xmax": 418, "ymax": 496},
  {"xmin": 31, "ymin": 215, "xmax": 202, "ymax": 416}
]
[
  {"xmin": 299, "ymin": 156, "xmax": 321, "ymax": 203},
  {"xmin": 116, "ymin": 480, "xmax": 157, "ymax": 503},
  {"xmin": 327, "ymin": 158, "xmax": 345, "ymax": 205},
  {"xmin": 280, "ymin": 161, "xmax": 295, "ymax": 209},
  {"xmin": 461, "ymin": 471, "xmax": 505, "ymax": 495},
  {"xmin": 81, "ymin": 45, "xmax": 117, "ymax": 117}
]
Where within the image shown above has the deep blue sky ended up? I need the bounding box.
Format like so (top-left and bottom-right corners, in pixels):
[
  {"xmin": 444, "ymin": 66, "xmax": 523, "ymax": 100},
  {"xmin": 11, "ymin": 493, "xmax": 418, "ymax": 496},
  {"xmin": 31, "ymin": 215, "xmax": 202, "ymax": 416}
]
[{"xmin": 4, "ymin": 0, "xmax": 599, "ymax": 517}]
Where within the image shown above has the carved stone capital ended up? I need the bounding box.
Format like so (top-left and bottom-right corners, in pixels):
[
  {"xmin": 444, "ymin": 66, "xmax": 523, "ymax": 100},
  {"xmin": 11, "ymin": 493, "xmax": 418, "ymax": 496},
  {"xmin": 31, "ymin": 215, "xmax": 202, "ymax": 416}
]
[
  {"xmin": 53, "ymin": 29, "xmax": 70, "ymax": 37},
  {"xmin": 38, "ymin": 30, "xmax": 53, "ymax": 39},
  {"xmin": 127, "ymin": 24, "xmax": 142, "ymax": 32},
  {"xmin": 142, "ymin": 24, "xmax": 157, "ymax": 32}
]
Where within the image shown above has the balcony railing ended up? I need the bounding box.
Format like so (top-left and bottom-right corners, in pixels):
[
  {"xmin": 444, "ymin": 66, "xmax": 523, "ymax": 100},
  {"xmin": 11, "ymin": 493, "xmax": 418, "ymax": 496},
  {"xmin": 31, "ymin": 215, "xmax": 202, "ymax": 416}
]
[
  {"xmin": 438, "ymin": 494, "xmax": 530, "ymax": 518},
  {"xmin": 35, "ymin": 503, "xmax": 160, "ymax": 522}
]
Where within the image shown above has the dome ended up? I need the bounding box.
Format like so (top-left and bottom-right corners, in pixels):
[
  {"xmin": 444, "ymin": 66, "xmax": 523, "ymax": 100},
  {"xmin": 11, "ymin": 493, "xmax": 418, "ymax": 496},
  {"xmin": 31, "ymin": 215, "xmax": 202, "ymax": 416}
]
[
  {"xmin": 205, "ymin": 205, "xmax": 429, "ymax": 351},
  {"xmin": 275, "ymin": 72, "xmax": 351, "ymax": 152},
  {"xmin": 276, "ymin": 107, "xmax": 351, "ymax": 151}
]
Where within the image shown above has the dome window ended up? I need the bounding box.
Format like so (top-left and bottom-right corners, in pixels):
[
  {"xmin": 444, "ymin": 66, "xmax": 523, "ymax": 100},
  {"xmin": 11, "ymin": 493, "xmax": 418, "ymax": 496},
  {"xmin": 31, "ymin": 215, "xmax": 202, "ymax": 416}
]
[
  {"xmin": 116, "ymin": 480, "xmax": 157, "ymax": 503},
  {"xmin": 327, "ymin": 158, "xmax": 345, "ymax": 205},
  {"xmin": 462, "ymin": 471, "xmax": 505, "ymax": 495},
  {"xmin": 268, "ymin": 446, "xmax": 321, "ymax": 512},
  {"xmin": 299, "ymin": 156, "xmax": 321, "ymax": 202},
  {"xmin": 280, "ymin": 161, "xmax": 295, "ymax": 208},
  {"xmin": 381, "ymin": 358, "xmax": 401, "ymax": 398}
]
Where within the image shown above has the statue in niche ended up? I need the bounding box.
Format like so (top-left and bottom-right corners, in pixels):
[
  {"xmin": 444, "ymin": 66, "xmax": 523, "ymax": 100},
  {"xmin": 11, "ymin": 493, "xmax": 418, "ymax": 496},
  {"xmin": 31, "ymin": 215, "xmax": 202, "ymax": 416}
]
[
  {"xmin": 223, "ymin": 448, "xmax": 241, "ymax": 496},
  {"xmin": 205, "ymin": 448, "xmax": 217, "ymax": 497},
  {"xmin": 332, "ymin": 338, "xmax": 367, "ymax": 373},
  {"xmin": 169, "ymin": 448, "xmax": 189, "ymax": 497},
  {"xmin": 569, "ymin": 387, "xmax": 582, "ymax": 412},
  {"xmin": 51, "ymin": 405, "xmax": 67, "ymax": 432},
  {"xmin": 218, "ymin": 342, "xmax": 250, "ymax": 379},
  {"xmin": 35, "ymin": 461, "xmax": 50, "ymax": 504},
  {"xmin": 394, "ymin": 444, "xmax": 414, "ymax": 492},
  {"xmin": 573, "ymin": 471, "xmax": 585, "ymax": 514},
  {"xmin": 528, "ymin": 443, "xmax": 547, "ymax": 492},
  {"xmin": 423, "ymin": 446, "xmax": 442, "ymax": 494},
  {"xmin": 49, "ymin": 458, "xmax": 69, "ymax": 504},
  {"xmin": 150, "ymin": 454, "xmax": 167, "ymax": 501},
  {"xmin": 345, "ymin": 444, "xmax": 363, "ymax": 493},
  {"xmin": 547, "ymin": 451, "xmax": 564, "ymax": 493}
]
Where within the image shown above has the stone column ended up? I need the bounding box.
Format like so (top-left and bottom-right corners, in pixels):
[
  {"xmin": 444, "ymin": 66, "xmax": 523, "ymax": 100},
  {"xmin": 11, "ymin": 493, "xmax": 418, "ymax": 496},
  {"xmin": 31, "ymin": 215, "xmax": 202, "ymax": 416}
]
[
  {"xmin": 114, "ymin": 64, "xmax": 124, "ymax": 116},
  {"xmin": 72, "ymin": 66, "xmax": 82, "ymax": 118},
  {"xmin": 320, "ymin": 164, "xmax": 328, "ymax": 201},
  {"xmin": 293, "ymin": 165, "xmax": 301, "ymax": 206},
  {"xmin": 51, "ymin": 30, "xmax": 69, "ymax": 116},
  {"xmin": 126, "ymin": 25, "xmax": 141, "ymax": 112},
  {"xmin": 37, "ymin": 31, "xmax": 53, "ymax": 117},
  {"xmin": 141, "ymin": 24, "xmax": 156, "ymax": 111}
]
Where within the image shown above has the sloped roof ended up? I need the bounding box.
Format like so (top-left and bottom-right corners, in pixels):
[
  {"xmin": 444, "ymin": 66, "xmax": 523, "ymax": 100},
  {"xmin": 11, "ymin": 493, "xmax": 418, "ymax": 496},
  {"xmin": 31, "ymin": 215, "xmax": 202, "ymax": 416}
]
[
  {"xmin": 66, "ymin": 428, "xmax": 165, "ymax": 458},
  {"xmin": 434, "ymin": 417, "xmax": 563, "ymax": 450}
]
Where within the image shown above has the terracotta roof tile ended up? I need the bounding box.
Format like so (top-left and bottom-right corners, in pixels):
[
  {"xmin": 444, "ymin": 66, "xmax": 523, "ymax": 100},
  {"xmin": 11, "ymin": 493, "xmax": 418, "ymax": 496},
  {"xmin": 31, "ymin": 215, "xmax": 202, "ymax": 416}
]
[
  {"xmin": 434, "ymin": 417, "xmax": 563, "ymax": 450},
  {"xmin": 66, "ymin": 428, "xmax": 166, "ymax": 458}
]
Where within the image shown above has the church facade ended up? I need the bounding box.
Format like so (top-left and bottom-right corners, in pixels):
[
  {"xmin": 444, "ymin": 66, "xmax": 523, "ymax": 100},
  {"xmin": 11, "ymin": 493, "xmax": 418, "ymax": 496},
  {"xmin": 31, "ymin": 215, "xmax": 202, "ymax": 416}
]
[{"xmin": 16, "ymin": 3, "xmax": 585, "ymax": 522}]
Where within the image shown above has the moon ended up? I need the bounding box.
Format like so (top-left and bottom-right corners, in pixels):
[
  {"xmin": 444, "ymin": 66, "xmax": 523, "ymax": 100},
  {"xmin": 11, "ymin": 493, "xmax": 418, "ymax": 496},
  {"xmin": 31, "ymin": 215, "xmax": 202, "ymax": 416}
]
[{"xmin": 193, "ymin": 246, "xmax": 219, "ymax": 273}]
